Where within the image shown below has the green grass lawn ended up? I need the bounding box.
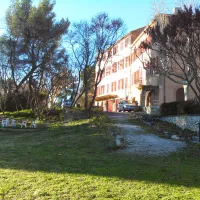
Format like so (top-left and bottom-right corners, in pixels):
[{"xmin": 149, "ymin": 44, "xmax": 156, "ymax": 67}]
[{"xmin": 0, "ymin": 119, "xmax": 200, "ymax": 199}]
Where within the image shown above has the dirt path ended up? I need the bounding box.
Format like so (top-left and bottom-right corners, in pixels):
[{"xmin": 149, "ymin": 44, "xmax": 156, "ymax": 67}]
[{"xmin": 106, "ymin": 112, "xmax": 186, "ymax": 156}]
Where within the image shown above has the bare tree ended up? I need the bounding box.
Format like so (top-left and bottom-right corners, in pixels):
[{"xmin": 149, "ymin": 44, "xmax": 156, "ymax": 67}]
[
  {"xmin": 150, "ymin": 0, "xmax": 199, "ymax": 19},
  {"xmin": 151, "ymin": 0, "xmax": 170, "ymax": 16},
  {"xmin": 0, "ymin": 50, "xmax": 11, "ymax": 113},
  {"xmin": 141, "ymin": 5, "xmax": 200, "ymax": 102},
  {"xmin": 66, "ymin": 13, "xmax": 125, "ymax": 116},
  {"xmin": 175, "ymin": 0, "xmax": 199, "ymax": 9}
]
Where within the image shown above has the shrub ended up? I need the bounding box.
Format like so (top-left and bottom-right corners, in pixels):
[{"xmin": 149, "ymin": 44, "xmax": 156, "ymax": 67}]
[
  {"xmin": 134, "ymin": 106, "xmax": 143, "ymax": 112},
  {"xmin": 91, "ymin": 107, "xmax": 103, "ymax": 116},
  {"xmin": 161, "ymin": 100, "xmax": 200, "ymax": 116},
  {"xmin": 4, "ymin": 93, "xmax": 29, "ymax": 112},
  {"xmin": 71, "ymin": 107, "xmax": 104, "ymax": 118},
  {"xmin": 43, "ymin": 108, "xmax": 64, "ymax": 121},
  {"xmin": 91, "ymin": 114, "xmax": 110, "ymax": 132},
  {"xmin": 160, "ymin": 101, "xmax": 178, "ymax": 116}
]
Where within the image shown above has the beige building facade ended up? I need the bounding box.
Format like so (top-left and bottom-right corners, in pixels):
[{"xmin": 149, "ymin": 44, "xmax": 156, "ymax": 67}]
[{"xmin": 95, "ymin": 15, "xmax": 195, "ymax": 112}]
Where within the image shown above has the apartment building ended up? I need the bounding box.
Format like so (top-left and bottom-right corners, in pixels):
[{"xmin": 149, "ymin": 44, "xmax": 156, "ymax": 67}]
[{"xmin": 95, "ymin": 13, "xmax": 195, "ymax": 112}]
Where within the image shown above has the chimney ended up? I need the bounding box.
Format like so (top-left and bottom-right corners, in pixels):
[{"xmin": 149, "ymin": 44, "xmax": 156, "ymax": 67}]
[{"xmin": 173, "ymin": 7, "xmax": 181, "ymax": 15}]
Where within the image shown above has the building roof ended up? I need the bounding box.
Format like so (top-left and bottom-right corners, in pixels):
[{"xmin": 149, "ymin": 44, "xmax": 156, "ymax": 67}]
[
  {"xmin": 130, "ymin": 13, "xmax": 172, "ymax": 48},
  {"xmin": 115, "ymin": 26, "xmax": 146, "ymax": 45}
]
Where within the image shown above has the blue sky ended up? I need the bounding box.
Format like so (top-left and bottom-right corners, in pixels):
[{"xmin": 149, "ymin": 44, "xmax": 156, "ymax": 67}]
[{"xmin": 0, "ymin": 0, "xmax": 176, "ymax": 35}]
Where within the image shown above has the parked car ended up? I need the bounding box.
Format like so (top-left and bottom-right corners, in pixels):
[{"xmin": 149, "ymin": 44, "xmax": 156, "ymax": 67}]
[
  {"xmin": 117, "ymin": 100, "xmax": 136, "ymax": 112},
  {"xmin": 62, "ymin": 99, "xmax": 72, "ymax": 108}
]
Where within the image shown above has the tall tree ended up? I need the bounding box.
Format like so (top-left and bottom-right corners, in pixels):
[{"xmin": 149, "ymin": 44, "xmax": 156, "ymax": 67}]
[
  {"xmin": 0, "ymin": 40, "xmax": 11, "ymax": 113},
  {"xmin": 1, "ymin": 0, "xmax": 70, "ymax": 112},
  {"xmin": 141, "ymin": 5, "xmax": 200, "ymax": 102},
  {"xmin": 66, "ymin": 13, "xmax": 124, "ymax": 116}
]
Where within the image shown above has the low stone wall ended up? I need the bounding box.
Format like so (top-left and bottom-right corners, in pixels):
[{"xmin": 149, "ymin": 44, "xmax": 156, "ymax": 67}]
[{"xmin": 161, "ymin": 115, "xmax": 200, "ymax": 132}]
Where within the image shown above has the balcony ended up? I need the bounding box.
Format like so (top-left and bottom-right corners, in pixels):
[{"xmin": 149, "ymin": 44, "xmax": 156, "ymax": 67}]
[{"xmin": 95, "ymin": 94, "xmax": 117, "ymax": 101}]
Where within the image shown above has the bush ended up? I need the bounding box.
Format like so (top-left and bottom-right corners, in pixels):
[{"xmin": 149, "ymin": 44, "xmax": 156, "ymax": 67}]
[
  {"xmin": 4, "ymin": 93, "xmax": 29, "ymax": 112},
  {"xmin": 91, "ymin": 107, "xmax": 103, "ymax": 116},
  {"xmin": 134, "ymin": 106, "xmax": 143, "ymax": 112},
  {"xmin": 160, "ymin": 101, "xmax": 178, "ymax": 116},
  {"xmin": 91, "ymin": 114, "xmax": 110, "ymax": 132},
  {"xmin": 43, "ymin": 108, "xmax": 64, "ymax": 121},
  {"xmin": 65, "ymin": 107, "xmax": 104, "ymax": 120},
  {"xmin": 160, "ymin": 100, "xmax": 200, "ymax": 116}
]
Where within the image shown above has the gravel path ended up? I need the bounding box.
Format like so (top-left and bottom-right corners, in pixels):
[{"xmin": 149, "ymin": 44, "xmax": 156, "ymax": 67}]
[
  {"xmin": 106, "ymin": 112, "xmax": 186, "ymax": 156},
  {"xmin": 117, "ymin": 123, "xmax": 186, "ymax": 156}
]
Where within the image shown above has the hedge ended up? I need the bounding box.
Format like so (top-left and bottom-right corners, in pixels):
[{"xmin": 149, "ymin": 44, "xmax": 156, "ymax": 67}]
[{"xmin": 160, "ymin": 100, "xmax": 200, "ymax": 116}]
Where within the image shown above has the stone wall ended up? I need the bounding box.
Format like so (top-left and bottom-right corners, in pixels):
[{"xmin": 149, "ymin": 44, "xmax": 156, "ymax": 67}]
[{"xmin": 161, "ymin": 115, "xmax": 200, "ymax": 132}]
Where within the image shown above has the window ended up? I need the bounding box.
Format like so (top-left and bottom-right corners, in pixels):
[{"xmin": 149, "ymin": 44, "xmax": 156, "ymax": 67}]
[
  {"xmin": 118, "ymin": 79, "xmax": 124, "ymax": 90},
  {"xmin": 100, "ymin": 86, "xmax": 105, "ymax": 95},
  {"xmin": 112, "ymin": 63, "xmax": 117, "ymax": 73},
  {"xmin": 122, "ymin": 79, "xmax": 124, "ymax": 89},
  {"xmin": 134, "ymin": 70, "xmax": 140, "ymax": 84},
  {"xmin": 132, "ymin": 69, "xmax": 142, "ymax": 85},
  {"xmin": 113, "ymin": 45, "xmax": 118, "ymax": 55},
  {"xmin": 107, "ymin": 84, "xmax": 109, "ymax": 93},
  {"xmin": 147, "ymin": 57, "xmax": 158, "ymax": 75},
  {"xmin": 131, "ymin": 52, "xmax": 135, "ymax": 63},
  {"xmin": 108, "ymin": 50, "xmax": 112, "ymax": 58},
  {"xmin": 136, "ymin": 48, "xmax": 142, "ymax": 58},
  {"xmin": 118, "ymin": 59, "xmax": 124, "ymax": 70},
  {"xmin": 111, "ymin": 82, "xmax": 116, "ymax": 92},
  {"xmin": 120, "ymin": 42, "xmax": 124, "ymax": 51},
  {"xmin": 125, "ymin": 56, "xmax": 130, "ymax": 67},
  {"xmin": 97, "ymin": 87, "xmax": 100, "ymax": 95},
  {"xmin": 97, "ymin": 85, "xmax": 105, "ymax": 95},
  {"xmin": 125, "ymin": 77, "xmax": 128, "ymax": 88},
  {"xmin": 125, "ymin": 37, "xmax": 131, "ymax": 47},
  {"xmin": 106, "ymin": 66, "xmax": 111, "ymax": 76}
]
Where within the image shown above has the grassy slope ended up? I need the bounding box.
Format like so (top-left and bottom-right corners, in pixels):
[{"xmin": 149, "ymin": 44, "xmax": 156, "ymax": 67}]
[{"xmin": 0, "ymin": 120, "xmax": 200, "ymax": 199}]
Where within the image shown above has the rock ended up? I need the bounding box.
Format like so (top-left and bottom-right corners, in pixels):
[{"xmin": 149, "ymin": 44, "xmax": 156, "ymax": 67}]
[
  {"xmin": 116, "ymin": 135, "xmax": 125, "ymax": 148},
  {"xmin": 171, "ymin": 135, "xmax": 180, "ymax": 140}
]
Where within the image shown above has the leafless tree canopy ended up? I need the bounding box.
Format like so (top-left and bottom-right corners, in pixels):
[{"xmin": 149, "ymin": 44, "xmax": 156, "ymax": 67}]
[
  {"xmin": 150, "ymin": 0, "xmax": 199, "ymax": 19},
  {"xmin": 66, "ymin": 13, "xmax": 125, "ymax": 115}
]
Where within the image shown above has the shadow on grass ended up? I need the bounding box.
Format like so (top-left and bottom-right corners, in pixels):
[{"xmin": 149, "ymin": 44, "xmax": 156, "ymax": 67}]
[{"xmin": 0, "ymin": 122, "xmax": 200, "ymax": 188}]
